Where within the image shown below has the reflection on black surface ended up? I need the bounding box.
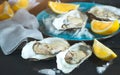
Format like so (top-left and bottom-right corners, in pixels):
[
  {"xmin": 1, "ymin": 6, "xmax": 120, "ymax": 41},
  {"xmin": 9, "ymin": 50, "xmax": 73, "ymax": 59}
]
[
  {"xmin": 0, "ymin": 33, "xmax": 120, "ymax": 75},
  {"xmin": 0, "ymin": 42, "xmax": 120, "ymax": 75}
]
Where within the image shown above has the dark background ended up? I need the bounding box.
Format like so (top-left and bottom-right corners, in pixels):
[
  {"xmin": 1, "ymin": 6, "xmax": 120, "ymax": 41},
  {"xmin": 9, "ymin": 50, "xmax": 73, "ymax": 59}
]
[{"xmin": 0, "ymin": 0, "xmax": 120, "ymax": 75}]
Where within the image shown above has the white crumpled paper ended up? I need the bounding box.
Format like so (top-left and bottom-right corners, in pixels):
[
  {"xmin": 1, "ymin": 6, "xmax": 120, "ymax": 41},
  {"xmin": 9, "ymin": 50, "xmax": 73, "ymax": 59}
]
[{"xmin": 0, "ymin": 9, "xmax": 43, "ymax": 55}]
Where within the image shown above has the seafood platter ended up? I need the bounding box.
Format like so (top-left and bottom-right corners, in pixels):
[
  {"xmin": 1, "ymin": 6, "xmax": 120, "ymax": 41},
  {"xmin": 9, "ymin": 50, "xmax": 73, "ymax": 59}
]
[
  {"xmin": 0, "ymin": 0, "xmax": 120, "ymax": 75},
  {"xmin": 37, "ymin": 2, "xmax": 120, "ymax": 41}
]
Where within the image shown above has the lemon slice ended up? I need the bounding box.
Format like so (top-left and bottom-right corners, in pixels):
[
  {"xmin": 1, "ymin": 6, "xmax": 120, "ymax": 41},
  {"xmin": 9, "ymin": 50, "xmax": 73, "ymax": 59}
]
[
  {"xmin": 48, "ymin": 1, "xmax": 79, "ymax": 14},
  {"xmin": 91, "ymin": 20, "xmax": 119, "ymax": 35},
  {"xmin": 93, "ymin": 39, "xmax": 117, "ymax": 61},
  {"xmin": 0, "ymin": 1, "xmax": 14, "ymax": 20},
  {"xmin": 12, "ymin": 0, "xmax": 29, "ymax": 12}
]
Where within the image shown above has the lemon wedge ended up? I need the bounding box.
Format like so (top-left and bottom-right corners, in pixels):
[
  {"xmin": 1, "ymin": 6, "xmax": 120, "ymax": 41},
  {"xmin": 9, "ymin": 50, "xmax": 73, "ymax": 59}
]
[
  {"xmin": 93, "ymin": 39, "xmax": 117, "ymax": 61},
  {"xmin": 91, "ymin": 20, "xmax": 119, "ymax": 35},
  {"xmin": 12, "ymin": 0, "xmax": 29, "ymax": 12},
  {"xmin": 0, "ymin": 1, "xmax": 14, "ymax": 20},
  {"xmin": 48, "ymin": 1, "xmax": 79, "ymax": 14}
]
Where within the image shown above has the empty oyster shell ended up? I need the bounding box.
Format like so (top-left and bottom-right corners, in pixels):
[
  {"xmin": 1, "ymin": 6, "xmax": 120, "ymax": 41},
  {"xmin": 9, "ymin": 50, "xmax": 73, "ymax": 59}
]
[
  {"xmin": 56, "ymin": 42, "xmax": 92, "ymax": 74},
  {"xmin": 21, "ymin": 37, "xmax": 70, "ymax": 60},
  {"xmin": 52, "ymin": 10, "xmax": 88, "ymax": 30},
  {"xmin": 88, "ymin": 5, "xmax": 120, "ymax": 21}
]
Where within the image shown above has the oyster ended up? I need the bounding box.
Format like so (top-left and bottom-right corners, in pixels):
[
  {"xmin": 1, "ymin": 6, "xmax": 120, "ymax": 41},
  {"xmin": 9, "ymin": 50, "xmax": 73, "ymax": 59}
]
[
  {"xmin": 88, "ymin": 5, "xmax": 120, "ymax": 21},
  {"xmin": 21, "ymin": 37, "xmax": 70, "ymax": 60},
  {"xmin": 52, "ymin": 10, "xmax": 88, "ymax": 30},
  {"xmin": 56, "ymin": 42, "xmax": 92, "ymax": 74},
  {"xmin": 41, "ymin": 9, "xmax": 93, "ymax": 40}
]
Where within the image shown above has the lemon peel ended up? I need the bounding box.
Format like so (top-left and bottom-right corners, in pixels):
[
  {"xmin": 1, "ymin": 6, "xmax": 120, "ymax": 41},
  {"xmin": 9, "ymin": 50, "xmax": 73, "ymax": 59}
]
[
  {"xmin": 0, "ymin": 1, "xmax": 14, "ymax": 20},
  {"xmin": 93, "ymin": 39, "xmax": 117, "ymax": 61},
  {"xmin": 91, "ymin": 20, "xmax": 119, "ymax": 35},
  {"xmin": 12, "ymin": 0, "xmax": 29, "ymax": 12},
  {"xmin": 48, "ymin": 1, "xmax": 79, "ymax": 14}
]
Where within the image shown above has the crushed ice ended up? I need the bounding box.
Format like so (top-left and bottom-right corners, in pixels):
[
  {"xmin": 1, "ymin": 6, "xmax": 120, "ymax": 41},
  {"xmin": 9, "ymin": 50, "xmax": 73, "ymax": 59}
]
[
  {"xmin": 38, "ymin": 68, "xmax": 63, "ymax": 75},
  {"xmin": 96, "ymin": 60, "xmax": 113, "ymax": 74}
]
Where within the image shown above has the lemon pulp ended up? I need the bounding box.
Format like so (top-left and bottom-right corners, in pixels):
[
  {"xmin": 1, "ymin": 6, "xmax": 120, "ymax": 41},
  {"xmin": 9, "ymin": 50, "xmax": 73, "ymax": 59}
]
[
  {"xmin": 48, "ymin": 1, "xmax": 79, "ymax": 14},
  {"xmin": 93, "ymin": 39, "xmax": 117, "ymax": 61},
  {"xmin": 91, "ymin": 20, "xmax": 119, "ymax": 35},
  {"xmin": 12, "ymin": 0, "xmax": 29, "ymax": 12},
  {"xmin": 0, "ymin": 1, "xmax": 14, "ymax": 20}
]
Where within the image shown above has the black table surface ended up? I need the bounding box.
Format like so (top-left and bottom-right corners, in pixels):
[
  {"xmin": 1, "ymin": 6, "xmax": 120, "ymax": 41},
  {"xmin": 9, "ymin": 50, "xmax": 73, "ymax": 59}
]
[
  {"xmin": 0, "ymin": 35, "xmax": 120, "ymax": 75},
  {"xmin": 1, "ymin": 33, "xmax": 120, "ymax": 75},
  {"xmin": 1, "ymin": 0, "xmax": 120, "ymax": 75}
]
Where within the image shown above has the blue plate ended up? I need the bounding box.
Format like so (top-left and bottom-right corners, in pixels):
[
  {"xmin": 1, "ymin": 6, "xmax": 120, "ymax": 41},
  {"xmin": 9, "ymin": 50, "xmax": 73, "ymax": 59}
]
[{"xmin": 37, "ymin": 2, "xmax": 120, "ymax": 41}]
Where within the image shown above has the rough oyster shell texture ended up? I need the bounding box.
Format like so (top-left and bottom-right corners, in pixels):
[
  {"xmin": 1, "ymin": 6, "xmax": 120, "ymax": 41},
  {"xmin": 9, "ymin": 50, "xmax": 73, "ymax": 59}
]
[
  {"xmin": 56, "ymin": 42, "xmax": 92, "ymax": 74},
  {"xmin": 52, "ymin": 10, "xmax": 88, "ymax": 30},
  {"xmin": 21, "ymin": 37, "xmax": 70, "ymax": 60},
  {"xmin": 88, "ymin": 5, "xmax": 120, "ymax": 21},
  {"xmin": 42, "ymin": 9, "xmax": 93, "ymax": 40}
]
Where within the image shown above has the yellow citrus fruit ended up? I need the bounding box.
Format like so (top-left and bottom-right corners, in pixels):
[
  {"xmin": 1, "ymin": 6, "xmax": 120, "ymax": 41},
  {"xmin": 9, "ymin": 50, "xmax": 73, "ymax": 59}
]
[
  {"xmin": 91, "ymin": 20, "xmax": 119, "ymax": 35},
  {"xmin": 93, "ymin": 39, "xmax": 117, "ymax": 61},
  {"xmin": 12, "ymin": 0, "xmax": 29, "ymax": 12},
  {"xmin": 0, "ymin": 1, "xmax": 14, "ymax": 20},
  {"xmin": 48, "ymin": 1, "xmax": 79, "ymax": 14}
]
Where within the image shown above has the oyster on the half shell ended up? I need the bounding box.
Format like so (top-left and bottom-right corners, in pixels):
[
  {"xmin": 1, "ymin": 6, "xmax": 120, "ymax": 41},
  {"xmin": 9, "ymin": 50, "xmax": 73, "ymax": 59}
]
[
  {"xmin": 21, "ymin": 37, "xmax": 70, "ymax": 60},
  {"xmin": 56, "ymin": 42, "xmax": 92, "ymax": 74},
  {"xmin": 52, "ymin": 10, "xmax": 88, "ymax": 30},
  {"xmin": 88, "ymin": 5, "xmax": 120, "ymax": 21}
]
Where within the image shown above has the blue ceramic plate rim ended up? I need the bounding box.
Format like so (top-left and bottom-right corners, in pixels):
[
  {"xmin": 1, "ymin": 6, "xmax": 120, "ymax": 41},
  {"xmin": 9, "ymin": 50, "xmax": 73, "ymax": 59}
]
[{"xmin": 37, "ymin": 2, "xmax": 120, "ymax": 41}]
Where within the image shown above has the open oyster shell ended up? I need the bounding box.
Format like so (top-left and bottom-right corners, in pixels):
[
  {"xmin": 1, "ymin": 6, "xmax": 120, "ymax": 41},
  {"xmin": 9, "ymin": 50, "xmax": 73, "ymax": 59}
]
[
  {"xmin": 41, "ymin": 9, "xmax": 93, "ymax": 40},
  {"xmin": 21, "ymin": 37, "xmax": 70, "ymax": 60},
  {"xmin": 52, "ymin": 10, "xmax": 88, "ymax": 30},
  {"xmin": 88, "ymin": 5, "xmax": 120, "ymax": 21},
  {"xmin": 56, "ymin": 42, "xmax": 92, "ymax": 74}
]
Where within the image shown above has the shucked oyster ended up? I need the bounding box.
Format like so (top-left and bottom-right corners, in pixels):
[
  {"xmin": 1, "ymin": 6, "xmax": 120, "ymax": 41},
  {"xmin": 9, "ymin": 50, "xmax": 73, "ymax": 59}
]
[
  {"xmin": 21, "ymin": 37, "xmax": 70, "ymax": 60},
  {"xmin": 88, "ymin": 5, "xmax": 120, "ymax": 21},
  {"xmin": 41, "ymin": 9, "xmax": 93, "ymax": 40},
  {"xmin": 52, "ymin": 10, "xmax": 88, "ymax": 30},
  {"xmin": 56, "ymin": 42, "xmax": 92, "ymax": 74}
]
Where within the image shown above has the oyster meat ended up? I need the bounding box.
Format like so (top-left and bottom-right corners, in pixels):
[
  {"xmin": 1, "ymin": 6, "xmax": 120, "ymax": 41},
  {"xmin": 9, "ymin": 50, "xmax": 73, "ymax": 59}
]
[
  {"xmin": 21, "ymin": 37, "xmax": 70, "ymax": 60},
  {"xmin": 88, "ymin": 5, "xmax": 120, "ymax": 21},
  {"xmin": 41, "ymin": 9, "xmax": 93, "ymax": 40},
  {"xmin": 56, "ymin": 42, "xmax": 92, "ymax": 74},
  {"xmin": 52, "ymin": 10, "xmax": 88, "ymax": 30}
]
